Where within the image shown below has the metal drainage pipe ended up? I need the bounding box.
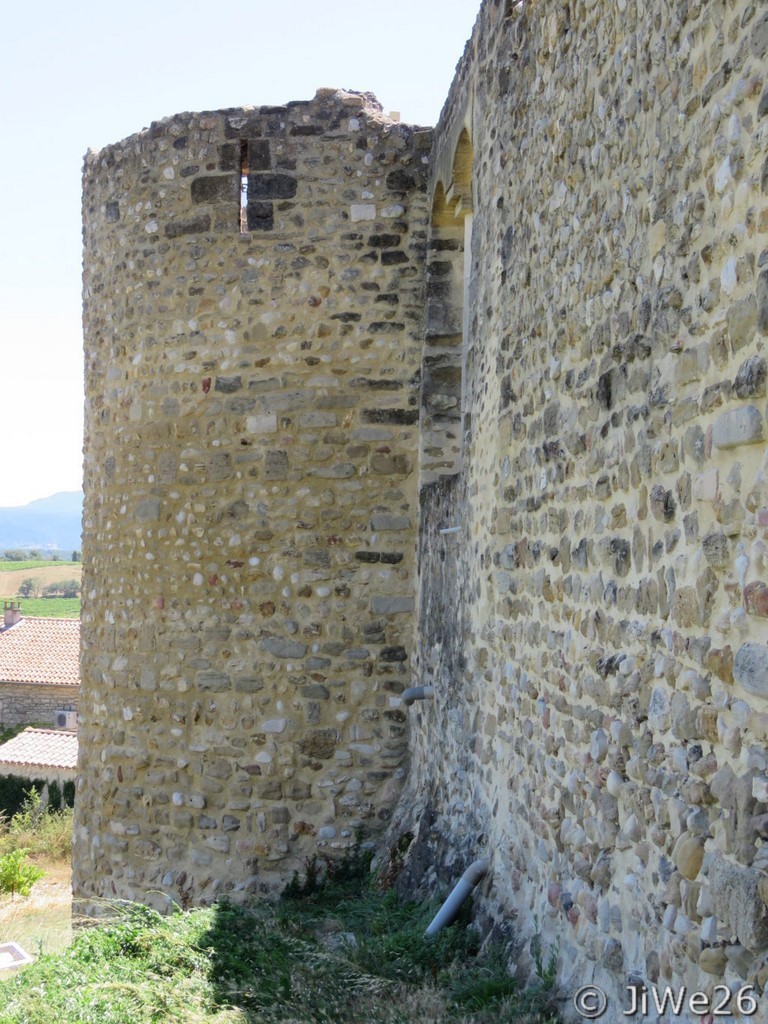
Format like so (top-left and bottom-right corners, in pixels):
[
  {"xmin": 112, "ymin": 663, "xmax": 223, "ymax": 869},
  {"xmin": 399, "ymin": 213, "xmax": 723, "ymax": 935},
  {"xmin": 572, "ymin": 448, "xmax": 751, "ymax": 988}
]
[
  {"xmin": 425, "ymin": 857, "xmax": 491, "ymax": 936},
  {"xmin": 401, "ymin": 685, "xmax": 435, "ymax": 706}
]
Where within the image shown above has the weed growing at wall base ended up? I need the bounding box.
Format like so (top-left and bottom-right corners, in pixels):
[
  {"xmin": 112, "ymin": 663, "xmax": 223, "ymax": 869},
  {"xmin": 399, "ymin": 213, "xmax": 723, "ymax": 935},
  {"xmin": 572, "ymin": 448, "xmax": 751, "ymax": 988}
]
[{"xmin": 0, "ymin": 870, "xmax": 560, "ymax": 1023}]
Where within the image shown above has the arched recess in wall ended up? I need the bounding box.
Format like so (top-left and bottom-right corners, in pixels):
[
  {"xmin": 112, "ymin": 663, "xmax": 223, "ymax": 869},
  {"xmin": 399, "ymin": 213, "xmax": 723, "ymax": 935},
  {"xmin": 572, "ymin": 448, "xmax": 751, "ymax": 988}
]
[{"xmin": 421, "ymin": 128, "xmax": 473, "ymax": 485}]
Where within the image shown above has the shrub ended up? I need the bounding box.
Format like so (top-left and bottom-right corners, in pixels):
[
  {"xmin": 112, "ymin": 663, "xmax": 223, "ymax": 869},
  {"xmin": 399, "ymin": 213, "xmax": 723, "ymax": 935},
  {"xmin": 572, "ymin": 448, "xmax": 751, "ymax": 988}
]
[
  {"xmin": 0, "ymin": 848, "xmax": 44, "ymax": 897},
  {"xmin": 0, "ymin": 788, "xmax": 73, "ymax": 861}
]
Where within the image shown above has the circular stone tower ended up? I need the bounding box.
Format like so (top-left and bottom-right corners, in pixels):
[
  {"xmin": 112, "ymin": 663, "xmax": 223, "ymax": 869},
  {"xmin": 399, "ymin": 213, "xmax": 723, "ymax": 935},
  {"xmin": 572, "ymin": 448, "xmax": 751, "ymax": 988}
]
[{"xmin": 76, "ymin": 90, "xmax": 432, "ymax": 906}]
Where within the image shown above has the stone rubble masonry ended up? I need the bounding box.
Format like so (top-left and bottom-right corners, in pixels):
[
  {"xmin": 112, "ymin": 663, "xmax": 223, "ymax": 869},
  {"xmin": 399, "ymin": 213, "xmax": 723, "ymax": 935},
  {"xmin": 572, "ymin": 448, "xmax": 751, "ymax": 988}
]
[
  {"xmin": 0, "ymin": 685, "xmax": 79, "ymax": 729},
  {"xmin": 391, "ymin": 0, "xmax": 768, "ymax": 1012},
  {"xmin": 77, "ymin": 89, "xmax": 431, "ymax": 906},
  {"xmin": 78, "ymin": 0, "xmax": 768, "ymax": 1008}
]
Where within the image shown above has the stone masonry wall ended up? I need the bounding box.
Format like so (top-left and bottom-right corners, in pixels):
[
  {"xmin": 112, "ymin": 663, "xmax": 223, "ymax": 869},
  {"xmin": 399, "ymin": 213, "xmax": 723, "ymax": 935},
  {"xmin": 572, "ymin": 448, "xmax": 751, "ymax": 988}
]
[
  {"xmin": 76, "ymin": 90, "xmax": 431, "ymax": 906},
  {"xmin": 0, "ymin": 684, "xmax": 79, "ymax": 729},
  {"xmin": 393, "ymin": 0, "xmax": 768, "ymax": 1013}
]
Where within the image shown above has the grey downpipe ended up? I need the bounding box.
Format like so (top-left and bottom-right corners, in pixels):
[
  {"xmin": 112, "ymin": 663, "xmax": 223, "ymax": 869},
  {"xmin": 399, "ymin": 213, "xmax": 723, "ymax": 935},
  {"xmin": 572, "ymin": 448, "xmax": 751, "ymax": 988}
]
[
  {"xmin": 401, "ymin": 685, "xmax": 435, "ymax": 706},
  {"xmin": 425, "ymin": 857, "xmax": 491, "ymax": 935}
]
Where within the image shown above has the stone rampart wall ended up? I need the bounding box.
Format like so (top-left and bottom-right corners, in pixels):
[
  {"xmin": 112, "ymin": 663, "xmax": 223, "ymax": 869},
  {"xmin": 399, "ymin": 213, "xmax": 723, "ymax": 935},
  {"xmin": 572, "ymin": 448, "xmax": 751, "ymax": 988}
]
[
  {"xmin": 76, "ymin": 91, "xmax": 431, "ymax": 906},
  {"xmin": 395, "ymin": 0, "xmax": 768, "ymax": 1011}
]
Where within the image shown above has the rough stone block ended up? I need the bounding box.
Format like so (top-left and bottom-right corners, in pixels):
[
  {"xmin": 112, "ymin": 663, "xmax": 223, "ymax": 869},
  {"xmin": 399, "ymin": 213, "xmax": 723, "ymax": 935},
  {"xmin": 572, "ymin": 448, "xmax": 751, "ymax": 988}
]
[
  {"xmin": 371, "ymin": 514, "xmax": 411, "ymax": 531},
  {"xmin": 247, "ymin": 201, "xmax": 273, "ymax": 231},
  {"xmin": 734, "ymin": 356, "xmax": 767, "ymax": 399},
  {"xmin": 734, "ymin": 643, "xmax": 768, "ymax": 698},
  {"xmin": 710, "ymin": 854, "xmax": 768, "ymax": 949},
  {"xmin": 247, "ymin": 139, "xmax": 271, "ymax": 171},
  {"xmin": 712, "ymin": 406, "xmax": 764, "ymax": 449},
  {"xmin": 247, "ymin": 173, "xmax": 297, "ymax": 199},
  {"xmin": 136, "ymin": 498, "xmax": 161, "ymax": 521},
  {"xmin": 165, "ymin": 214, "xmax": 211, "ymax": 238},
  {"xmin": 262, "ymin": 637, "xmax": 307, "ymax": 659},
  {"xmin": 350, "ymin": 204, "xmax": 376, "ymax": 221},
  {"xmin": 191, "ymin": 175, "xmax": 238, "ymax": 204},
  {"xmin": 247, "ymin": 414, "xmax": 277, "ymax": 434},
  {"xmin": 297, "ymin": 729, "xmax": 337, "ymax": 760},
  {"xmin": 371, "ymin": 596, "xmax": 414, "ymax": 614}
]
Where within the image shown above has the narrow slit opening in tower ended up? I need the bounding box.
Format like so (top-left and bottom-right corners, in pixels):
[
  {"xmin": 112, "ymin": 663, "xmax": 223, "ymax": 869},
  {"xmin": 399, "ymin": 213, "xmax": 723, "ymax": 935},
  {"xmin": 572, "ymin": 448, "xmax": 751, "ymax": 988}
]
[{"xmin": 239, "ymin": 140, "xmax": 249, "ymax": 234}]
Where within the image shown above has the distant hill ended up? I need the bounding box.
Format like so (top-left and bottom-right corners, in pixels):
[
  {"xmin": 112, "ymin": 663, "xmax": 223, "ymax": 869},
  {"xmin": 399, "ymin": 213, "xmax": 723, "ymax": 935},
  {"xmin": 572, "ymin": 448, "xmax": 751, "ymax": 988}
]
[{"xmin": 0, "ymin": 491, "xmax": 83, "ymax": 553}]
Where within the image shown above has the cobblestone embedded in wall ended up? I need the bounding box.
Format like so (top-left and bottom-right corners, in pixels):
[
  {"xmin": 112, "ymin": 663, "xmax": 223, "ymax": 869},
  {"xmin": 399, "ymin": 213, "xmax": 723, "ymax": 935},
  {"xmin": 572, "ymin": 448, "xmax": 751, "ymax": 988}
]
[
  {"xmin": 77, "ymin": 90, "xmax": 431, "ymax": 906},
  {"xmin": 393, "ymin": 0, "xmax": 768, "ymax": 1010}
]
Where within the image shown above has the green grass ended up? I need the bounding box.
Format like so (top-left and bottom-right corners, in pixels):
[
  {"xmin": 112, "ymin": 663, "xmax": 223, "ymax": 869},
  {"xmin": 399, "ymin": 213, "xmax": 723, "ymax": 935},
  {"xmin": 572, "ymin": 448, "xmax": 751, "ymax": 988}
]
[
  {"xmin": 0, "ymin": 857, "xmax": 560, "ymax": 1024},
  {"xmin": 0, "ymin": 864, "xmax": 72, "ymax": 959},
  {"xmin": 11, "ymin": 599, "xmax": 80, "ymax": 618},
  {"xmin": 0, "ymin": 803, "xmax": 74, "ymax": 862},
  {"xmin": 0, "ymin": 562, "xmax": 77, "ymax": 573}
]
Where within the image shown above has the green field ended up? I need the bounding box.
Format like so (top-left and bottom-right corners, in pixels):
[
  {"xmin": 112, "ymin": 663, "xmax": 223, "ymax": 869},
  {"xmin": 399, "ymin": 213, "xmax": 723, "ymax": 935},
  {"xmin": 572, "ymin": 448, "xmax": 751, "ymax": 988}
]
[
  {"xmin": 12, "ymin": 599, "xmax": 80, "ymax": 619},
  {"xmin": 0, "ymin": 561, "xmax": 77, "ymax": 573}
]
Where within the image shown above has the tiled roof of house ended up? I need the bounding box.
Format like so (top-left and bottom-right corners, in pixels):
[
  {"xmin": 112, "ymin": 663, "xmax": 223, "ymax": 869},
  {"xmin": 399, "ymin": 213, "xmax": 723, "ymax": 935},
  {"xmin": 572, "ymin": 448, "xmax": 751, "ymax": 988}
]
[
  {"xmin": 0, "ymin": 728, "xmax": 78, "ymax": 771},
  {"xmin": 0, "ymin": 618, "xmax": 80, "ymax": 686}
]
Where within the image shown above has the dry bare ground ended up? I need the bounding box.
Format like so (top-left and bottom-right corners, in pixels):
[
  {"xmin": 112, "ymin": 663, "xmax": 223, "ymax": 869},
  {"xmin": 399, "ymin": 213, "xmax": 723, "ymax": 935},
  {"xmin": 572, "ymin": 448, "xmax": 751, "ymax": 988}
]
[
  {"xmin": 0, "ymin": 860, "xmax": 72, "ymax": 962},
  {"xmin": 0, "ymin": 565, "xmax": 82, "ymax": 599}
]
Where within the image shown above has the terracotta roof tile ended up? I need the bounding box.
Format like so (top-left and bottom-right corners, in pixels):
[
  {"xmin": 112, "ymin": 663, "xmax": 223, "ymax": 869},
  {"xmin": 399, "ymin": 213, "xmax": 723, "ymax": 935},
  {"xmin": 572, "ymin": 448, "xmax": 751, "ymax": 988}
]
[
  {"xmin": 0, "ymin": 728, "xmax": 78, "ymax": 771},
  {"xmin": 0, "ymin": 618, "xmax": 80, "ymax": 687}
]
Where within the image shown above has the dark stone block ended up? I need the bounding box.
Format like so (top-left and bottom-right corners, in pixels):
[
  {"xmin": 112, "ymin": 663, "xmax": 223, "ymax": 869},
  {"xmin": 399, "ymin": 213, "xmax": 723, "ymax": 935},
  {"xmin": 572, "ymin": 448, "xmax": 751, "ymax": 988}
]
[
  {"xmin": 597, "ymin": 371, "xmax": 613, "ymax": 410},
  {"xmin": 611, "ymin": 538, "xmax": 632, "ymax": 577},
  {"xmin": 105, "ymin": 201, "xmax": 120, "ymax": 223},
  {"xmin": 367, "ymin": 234, "xmax": 401, "ymax": 248},
  {"xmin": 247, "ymin": 201, "xmax": 274, "ymax": 231},
  {"xmin": 760, "ymin": 89, "xmax": 768, "ymax": 119},
  {"xmin": 370, "ymin": 322, "xmax": 405, "ymax": 332},
  {"xmin": 355, "ymin": 552, "xmax": 381, "ymax": 563},
  {"xmin": 219, "ymin": 143, "xmax": 239, "ymax": 172},
  {"xmin": 172, "ymin": 136, "xmax": 188, "ymax": 150},
  {"xmin": 214, "ymin": 376, "xmax": 242, "ymax": 393},
  {"xmin": 734, "ymin": 356, "xmax": 767, "ymax": 398},
  {"xmin": 224, "ymin": 112, "xmax": 264, "ymax": 139},
  {"xmin": 330, "ymin": 312, "xmax": 362, "ymax": 323},
  {"xmin": 386, "ymin": 169, "xmax": 416, "ymax": 191},
  {"xmin": 180, "ymin": 165, "xmax": 199, "ymax": 178},
  {"xmin": 290, "ymin": 124, "xmax": 324, "ymax": 136},
  {"xmin": 248, "ymin": 139, "xmax": 271, "ymax": 171},
  {"xmin": 380, "ymin": 552, "xmax": 404, "ymax": 564},
  {"xmin": 191, "ymin": 175, "xmax": 238, "ymax": 204},
  {"xmin": 350, "ymin": 377, "xmax": 403, "ymax": 390},
  {"xmin": 247, "ymin": 173, "xmax": 297, "ymax": 200},
  {"xmin": 164, "ymin": 214, "xmax": 211, "ymax": 239},
  {"xmin": 361, "ymin": 408, "xmax": 419, "ymax": 425},
  {"xmin": 381, "ymin": 250, "xmax": 409, "ymax": 265},
  {"xmin": 380, "ymin": 646, "xmax": 407, "ymax": 662}
]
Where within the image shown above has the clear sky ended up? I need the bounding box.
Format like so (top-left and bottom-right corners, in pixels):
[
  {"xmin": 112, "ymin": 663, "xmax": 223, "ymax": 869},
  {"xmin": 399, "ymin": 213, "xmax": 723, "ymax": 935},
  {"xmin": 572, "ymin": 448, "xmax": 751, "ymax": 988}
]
[{"xmin": 0, "ymin": 0, "xmax": 479, "ymax": 509}]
